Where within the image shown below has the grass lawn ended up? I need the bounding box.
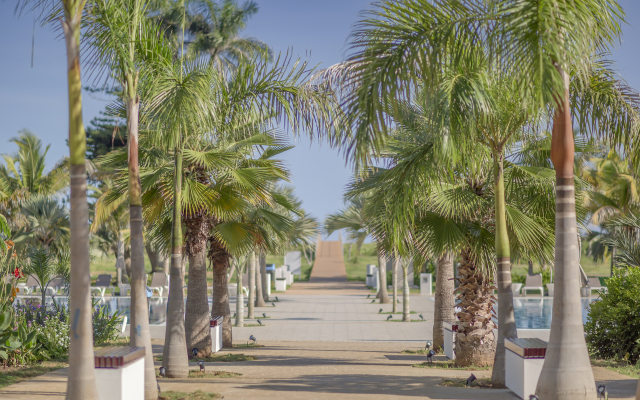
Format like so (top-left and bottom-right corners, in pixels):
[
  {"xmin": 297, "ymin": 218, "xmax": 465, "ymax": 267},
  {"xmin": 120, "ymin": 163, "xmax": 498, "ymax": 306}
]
[
  {"xmin": 512, "ymin": 253, "xmax": 610, "ymax": 277},
  {"xmin": 591, "ymin": 358, "xmax": 640, "ymax": 378},
  {"xmin": 413, "ymin": 360, "xmax": 492, "ymax": 370},
  {"xmin": 159, "ymin": 390, "xmax": 222, "ymax": 400},
  {"xmin": 0, "ymin": 361, "xmax": 67, "ymax": 389},
  {"xmin": 440, "ymin": 378, "xmax": 495, "ymax": 388}
]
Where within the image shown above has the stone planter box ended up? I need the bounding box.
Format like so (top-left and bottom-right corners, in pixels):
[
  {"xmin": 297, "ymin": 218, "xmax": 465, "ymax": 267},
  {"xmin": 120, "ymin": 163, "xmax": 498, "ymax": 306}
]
[
  {"xmin": 94, "ymin": 346, "xmax": 145, "ymax": 400},
  {"xmin": 505, "ymin": 338, "xmax": 547, "ymax": 400},
  {"xmin": 275, "ymin": 278, "xmax": 287, "ymax": 292},
  {"xmin": 442, "ymin": 322, "xmax": 457, "ymax": 360}
]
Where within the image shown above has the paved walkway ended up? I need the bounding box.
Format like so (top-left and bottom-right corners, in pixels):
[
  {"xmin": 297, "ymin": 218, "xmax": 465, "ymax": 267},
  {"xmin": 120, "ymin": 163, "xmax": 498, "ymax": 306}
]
[
  {"xmin": 309, "ymin": 240, "xmax": 347, "ymax": 282},
  {"xmin": 1, "ymin": 340, "xmax": 636, "ymax": 399}
]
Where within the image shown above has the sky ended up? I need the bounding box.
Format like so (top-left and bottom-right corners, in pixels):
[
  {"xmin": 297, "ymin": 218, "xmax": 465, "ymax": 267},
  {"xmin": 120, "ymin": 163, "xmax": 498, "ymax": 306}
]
[{"xmin": 1, "ymin": 0, "xmax": 640, "ymax": 241}]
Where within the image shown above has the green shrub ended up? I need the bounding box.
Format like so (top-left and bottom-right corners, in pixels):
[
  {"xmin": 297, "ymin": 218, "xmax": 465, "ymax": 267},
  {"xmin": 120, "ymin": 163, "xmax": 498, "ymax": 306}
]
[{"xmin": 585, "ymin": 268, "xmax": 640, "ymax": 363}]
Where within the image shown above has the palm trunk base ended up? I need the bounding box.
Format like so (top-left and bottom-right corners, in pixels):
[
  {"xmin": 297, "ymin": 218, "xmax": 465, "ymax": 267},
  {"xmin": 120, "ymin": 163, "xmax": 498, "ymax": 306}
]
[
  {"xmin": 185, "ymin": 249, "xmax": 212, "ymax": 357},
  {"xmin": 433, "ymin": 253, "xmax": 455, "ymax": 352},
  {"xmin": 162, "ymin": 256, "xmax": 189, "ymax": 378},
  {"xmin": 455, "ymin": 334, "xmax": 496, "ymax": 367}
]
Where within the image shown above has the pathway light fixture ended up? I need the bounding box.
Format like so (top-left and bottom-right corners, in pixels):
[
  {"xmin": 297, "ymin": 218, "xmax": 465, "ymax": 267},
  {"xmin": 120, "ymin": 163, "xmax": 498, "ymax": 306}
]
[
  {"xmin": 250, "ymin": 335, "xmax": 257, "ymax": 344},
  {"xmin": 529, "ymin": 396, "xmax": 539, "ymax": 400},
  {"xmin": 257, "ymin": 319, "xmax": 262, "ymax": 325},
  {"xmin": 159, "ymin": 367, "xmax": 166, "ymax": 378},
  {"xmin": 597, "ymin": 384, "xmax": 607, "ymax": 399},
  {"xmin": 272, "ymin": 303, "xmax": 276, "ymax": 307},
  {"xmin": 367, "ymin": 294, "xmax": 371, "ymax": 299},
  {"xmin": 198, "ymin": 360, "xmax": 205, "ymax": 373},
  {"xmin": 262, "ymin": 313, "xmax": 267, "ymax": 318},
  {"xmin": 419, "ymin": 314, "xmax": 424, "ymax": 321},
  {"xmin": 387, "ymin": 315, "xmax": 392, "ymax": 320},
  {"xmin": 275, "ymin": 296, "xmax": 279, "ymax": 301},
  {"xmin": 466, "ymin": 374, "xmax": 477, "ymax": 386},
  {"xmin": 425, "ymin": 341, "xmax": 431, "ymax": 351},
  {"xmin": 427, "ymin": 349, "xmax": 435, "ymax": 363},
  {"xmin": 371, "ymin": 299, "xmax": 376, "ymax": 303},
  {"xmin": 379, "ymin": 308, "xmax": 383, "ymax": 313},
  {"xmin": 192, "ymin": 348, "xmax": 198, "ymax": 358}
]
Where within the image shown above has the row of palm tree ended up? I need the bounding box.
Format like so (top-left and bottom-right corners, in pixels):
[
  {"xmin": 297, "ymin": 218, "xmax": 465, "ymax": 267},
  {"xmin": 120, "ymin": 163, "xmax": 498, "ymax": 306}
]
[{"xmin": 321, "ymin": 0, "xmax": 640, "ymax": 396}]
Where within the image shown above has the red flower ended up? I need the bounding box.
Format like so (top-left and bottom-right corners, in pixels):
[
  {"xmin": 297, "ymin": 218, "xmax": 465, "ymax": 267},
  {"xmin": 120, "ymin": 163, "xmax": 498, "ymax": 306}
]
[{"xmin": 13, "ymin": 267, "xmax": 23, "ymax": 278}]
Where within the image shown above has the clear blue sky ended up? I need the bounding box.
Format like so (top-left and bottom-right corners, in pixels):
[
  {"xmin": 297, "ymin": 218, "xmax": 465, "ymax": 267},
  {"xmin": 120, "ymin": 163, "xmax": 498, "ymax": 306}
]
[{"xmin": 1, "ymin": 0, "xmax": 639, "ymax": 240}]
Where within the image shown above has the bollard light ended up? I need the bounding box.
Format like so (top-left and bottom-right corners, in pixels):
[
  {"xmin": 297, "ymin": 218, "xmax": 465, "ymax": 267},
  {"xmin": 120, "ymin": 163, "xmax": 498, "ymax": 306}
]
[
  {"xmin": 198, "ymin": 360, "xmax": 205, "ymax": 373},
  {"xmin": 427, "ymin": 349, "xmax": 435, "ymax": 363},
  {"xmin": 466, "ymin": 374, "xmax": 477, "ymax": 387},
  {"xmin": 257, "ymin": 319, "xmax": 262, "ymax": 326},
  {"xmin": 371, "ymin": 299, "xmax": 376, "ymax": 303},
  {"xmin": 425, "ymin": 341, "xmax": 432, "ymax": 351},
  {"xmin": 597, "ymin": 384, "xmax": 606, "ymax": 399},
  {"xmin": 379, "ymin": 308, "xmax": 383, "ymax": 313},
  {"xmin": 159, "ymin": 366, "xmax": 166, "ymax": 378},
  {"xmin": 192, "ymin": 348, "xmax": 199, "ymax": 358},
  {"xmin": 419, "ymin": 314, "xmax": 424, "ymax": 321},
  {"xmin": 250, "ymin": 335, "xmax": 257, "ymax": 344},
  {"xmin": 262, "ymin": 313, "xmax": 267, "ymax": 318},
  {"xmin": 387, "ymin": 315, "xmax": 392, "ymax": 320},
  {"xmin": 367, "ymin": 294, "xmax": 371, "ymax": 299},
  {"xmin": 275, "ymin": 296, "xmax": 279, "ymax": 302},
  {"xmin": 272, "ymin": 302, "xmax": 276, "ymax": 307}
]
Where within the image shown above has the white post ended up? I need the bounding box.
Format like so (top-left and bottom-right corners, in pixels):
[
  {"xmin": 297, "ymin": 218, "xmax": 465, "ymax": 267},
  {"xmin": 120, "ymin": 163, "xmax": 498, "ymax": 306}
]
[{"xmin": 419, "ymin": 273, "xmax": 432, "ymax": 295}]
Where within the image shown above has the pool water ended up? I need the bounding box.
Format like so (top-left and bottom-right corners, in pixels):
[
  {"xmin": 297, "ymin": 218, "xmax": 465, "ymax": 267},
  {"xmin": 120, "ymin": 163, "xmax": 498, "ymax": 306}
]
[{"xmin": 508, "ymin": 298, "xmax": 598, "ymax": 329}]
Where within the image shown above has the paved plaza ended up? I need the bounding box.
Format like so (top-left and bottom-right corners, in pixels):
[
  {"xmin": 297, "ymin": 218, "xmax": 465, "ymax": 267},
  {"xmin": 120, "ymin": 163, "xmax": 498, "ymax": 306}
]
[{"xmin": 1, "ymin": 243, "xmax": 637, "ymax": 399}]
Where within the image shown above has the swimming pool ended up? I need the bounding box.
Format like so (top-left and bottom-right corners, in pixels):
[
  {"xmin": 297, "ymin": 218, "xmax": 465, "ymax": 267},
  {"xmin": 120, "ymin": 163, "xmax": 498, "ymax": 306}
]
[{"xmin": 508, "ymin": 298, "xmax": 598, "ymax": 329}]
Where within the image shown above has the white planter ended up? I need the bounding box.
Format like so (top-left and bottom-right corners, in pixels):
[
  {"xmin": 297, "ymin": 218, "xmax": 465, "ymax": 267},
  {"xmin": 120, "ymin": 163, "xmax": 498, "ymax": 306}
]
[
  {"xmin": 275, "ymin": 279, "xmax": 287, "ymax": 292},
  {"xmin": 442, "ymin": 322, "xmax": 456, "ymax": 360},
  {"xmin": 420, "ymin": 273, "xmax": 432, "ymax": 295},
  {"xmin": 512, "ymin": 283, "xmax": 523, "ymax": 297},
  {"xmin": 95, "ymin": 347, "xmax": 145, "ymax": 400},
  {"xmin": 210, "ymin": 317, "xmax": 223, "ymax": 353},
  {"xmin": 505, "ymin": 338, "xmax": 547, "ymax": 400},
  {"xmin": 546, "ymin": 283, "xmax": 554, "ymax": 297},
  {"xmin": 266, "ymin": 274, "xmax": 271, "ymax": 296}
]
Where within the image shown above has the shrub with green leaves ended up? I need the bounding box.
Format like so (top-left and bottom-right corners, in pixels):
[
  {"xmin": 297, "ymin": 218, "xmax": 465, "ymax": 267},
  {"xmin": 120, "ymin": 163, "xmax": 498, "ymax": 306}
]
[{"xmin": 585, "ymin": 267, "xmax": 640, "ymax": 363}]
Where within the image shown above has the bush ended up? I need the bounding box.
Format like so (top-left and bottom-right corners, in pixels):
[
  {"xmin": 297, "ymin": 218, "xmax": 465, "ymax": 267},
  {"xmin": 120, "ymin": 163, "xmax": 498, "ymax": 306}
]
[{"xmin": 585, "ymin": 267, "xmax": 640, "ymax": 363}]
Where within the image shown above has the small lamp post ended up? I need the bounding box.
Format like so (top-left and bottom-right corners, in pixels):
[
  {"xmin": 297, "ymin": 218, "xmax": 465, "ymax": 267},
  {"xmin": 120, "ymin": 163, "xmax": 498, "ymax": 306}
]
[
  {"xmin": 466, "ymin": 374, "xmax": 477, "ymax": 387},
  {"xmin": 198, "ymin": 360, "xmax": 205, "ymax": 373},
  {"xmin": 159, "ymin": 367, "xmax": 166, "ymax": 378}
]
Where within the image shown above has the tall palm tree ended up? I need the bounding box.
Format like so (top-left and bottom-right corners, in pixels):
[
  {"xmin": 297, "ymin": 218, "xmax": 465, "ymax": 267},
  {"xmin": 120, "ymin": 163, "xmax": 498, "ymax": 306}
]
[
  {"xmin": 85, "ymin": 1, "xmax": 173, "ymax": 393},
  {"xmin": 326, "ymin": 1, "xmax": 639, "ymax": 392},
  {"xmin": 0, "ymin": 131, "xmax": 68, "ymax": 231},
  {"xmin": 13, "ymin": 195, "xmax": 70, "ymax": 259},
  {"xmin": 151, "ymin": 0, "xmax": 271, "ymax": 69}
]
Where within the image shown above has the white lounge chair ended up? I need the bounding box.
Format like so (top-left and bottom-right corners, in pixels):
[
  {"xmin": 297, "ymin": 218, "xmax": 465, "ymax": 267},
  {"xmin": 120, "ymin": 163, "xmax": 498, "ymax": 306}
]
[
  {"xmin": 587, "ymin": 277, "xmax": 608, "ymax": 296},
  {"xmin": 91, "ymin": 274, "xmax": 115, "ymax": 297},
  {"xmin": 522, "ymin": 274, "xmax": 544, "ymax": 296},
  {"xmin": 149, "ymin": 272, "xmax": 168, "ymax": 297},
  {"xmin": 18, "ymin": 275, "xmax": 40, "ymax": 295}
]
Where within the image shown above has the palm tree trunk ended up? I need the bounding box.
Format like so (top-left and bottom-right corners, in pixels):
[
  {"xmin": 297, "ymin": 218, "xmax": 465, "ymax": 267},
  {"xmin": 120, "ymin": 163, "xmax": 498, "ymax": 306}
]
[
  {"xmin": 62, "ymin": 11, "xmax": 98, "ymax": 399},
  {"xmin": 402, "ymin": 261, "xmax": 410, "ymax": 321},
  {"xmin": 536, "ymin": 67, "xmax": 597, "ymax": 399},
  {"xmin": 433, "ymin": 252, "xmax": 455, "ymax": 351},
  {"xmin": 146, "ymin": 244, "xmax": 158, "ymax": 273},
  {"xmin": 255, "ymin": 253, "xmax": 266, "ymax": 307},
  {"xmin": 392, "ymin": 257, "xmax": 398, "ymax": 313},
  {"xmin": 455, "ymin": 249, "xmax": 496, "ymax": 367},
  {"xmin": 247, "ymin": 251, "xmax": 256, "ymax": 319},
  {"xmin": 162, "ymin": 147, "xmax": 188, "ymax": 378},
  {"xmin": 377, "ymin": 249, "xmax": 390, "ymax": 303},
  {"xmin": 491, "ymin": 150, "xmax": 518, "ymax": 387},
  {"xmin": 185, "ymin": 243, "xmax": 211, "ymax": 357},
  {"xmin": 126, "ymin": 97, "xmax": 157, "ymax": 399},
  {"xmin": 209, "ymin": 238, "xmax": 232, "ymax": 348},
  {"xmin": 235, "ymin": 261, "xmax": 245, "ymax": 327},
  {"xmin": 260, "ymin": 251, "xmax": 268, "ymax": 302}
]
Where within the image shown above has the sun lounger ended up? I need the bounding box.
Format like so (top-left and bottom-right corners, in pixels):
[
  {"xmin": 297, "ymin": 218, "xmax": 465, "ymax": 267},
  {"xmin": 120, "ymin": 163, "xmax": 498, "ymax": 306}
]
[
  {"xmin": 17, "ymin": 275, "xmax": 40, "ymax": 295},
  {"xmin": 587, "ymin": 277, "xmax": 608, "ymax": 296},
  {"xmin": 522, "ymin": 273, "xmax": 544, "ymax": 296},
  {"xmin": 148, "ymin": 272, "xmax": 168, "ymax": 297},
  {"xmin": 91, "ymin": 274, "xmax": 115, "ymax": 297}
]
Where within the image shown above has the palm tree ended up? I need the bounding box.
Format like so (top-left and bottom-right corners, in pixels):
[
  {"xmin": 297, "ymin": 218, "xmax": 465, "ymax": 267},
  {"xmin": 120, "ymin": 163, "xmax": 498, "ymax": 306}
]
[
  {"xmin": 151, "ymin": 0, "xmax": 271, "ymax": 69},
  {"xmin": 0, "ymin": 131, "xmax": 68, "ymax": 231},
  {"xmin": 13, "ymin": 195, "xmax": 70, "ymax": 259},
  {"xmin": 23, "ymin": 246, "xmax": 70, "ymax": 310},
  {"xmin": 85, "ymin": 0, "xmax": 174, "ymax": 393},
  {"xmin": 16, "ymin": 0, "xmax": 99, "ymax": 394},
  {"xmin": 326, "ymin": 1, "xmax": 639, "ymax": 392}
]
